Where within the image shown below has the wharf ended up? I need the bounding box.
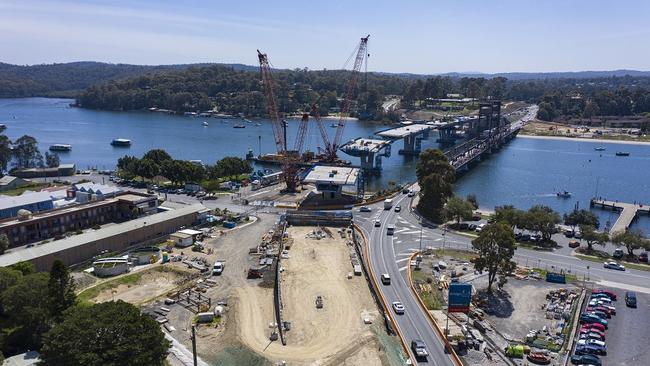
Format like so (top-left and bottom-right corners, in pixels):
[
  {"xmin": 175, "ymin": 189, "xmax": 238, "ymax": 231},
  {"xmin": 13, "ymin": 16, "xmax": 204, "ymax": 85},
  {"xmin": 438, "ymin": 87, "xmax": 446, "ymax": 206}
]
[{"xmin": 590, "ymin": 198, "xmax": 650, "ymax": 233}]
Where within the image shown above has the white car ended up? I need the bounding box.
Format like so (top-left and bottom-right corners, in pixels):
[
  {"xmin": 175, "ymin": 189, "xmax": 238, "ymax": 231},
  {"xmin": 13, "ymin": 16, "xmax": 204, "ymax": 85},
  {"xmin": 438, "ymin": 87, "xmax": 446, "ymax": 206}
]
[
  {"xmin": 475, "ymin": 223, "xmax": 486, "ymax": 232},
  {"xmin": 577, "ymin": 338, "xmax": 606, "ymax": 348},
  {"xmin": 392, "ymin": 301, "xmax": 405, "ymax": 314}
]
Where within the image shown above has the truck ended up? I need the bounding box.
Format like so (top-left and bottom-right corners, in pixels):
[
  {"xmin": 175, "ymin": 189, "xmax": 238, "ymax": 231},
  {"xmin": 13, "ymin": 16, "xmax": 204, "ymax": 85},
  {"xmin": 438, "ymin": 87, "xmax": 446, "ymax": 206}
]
[
  {"xmin": 411, "ymin": 340, "xmax": 428, "ymax": 358},
  {"xmin": 213, "ymin": 261, "xmax": 225, "ymax": 275},
  {"xmin": 384, "ymin": 198, "xmax": 393, "ymax": 210}
]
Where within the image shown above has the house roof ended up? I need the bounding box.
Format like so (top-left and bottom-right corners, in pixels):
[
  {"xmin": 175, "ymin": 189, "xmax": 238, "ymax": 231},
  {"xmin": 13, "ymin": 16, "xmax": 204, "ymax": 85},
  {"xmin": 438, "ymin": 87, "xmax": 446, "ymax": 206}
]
[
  {"xmin": 74, "ymin": 182, "xmax": 122, "ymax": 195},
  {"xmin": 0, "ymin": 175, "xmax": 21, "ymax": 186},
  {"xmin": 0, "ymin": 191, "xmax": 53, "ymax": 211}
]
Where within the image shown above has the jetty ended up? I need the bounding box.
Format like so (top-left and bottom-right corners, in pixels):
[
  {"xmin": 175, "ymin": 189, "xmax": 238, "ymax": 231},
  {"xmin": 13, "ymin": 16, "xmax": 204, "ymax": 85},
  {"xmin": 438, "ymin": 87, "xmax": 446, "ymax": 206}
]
[{"xmin": 590, "ymin": 198, "xmax": 650, "ymax": 233}]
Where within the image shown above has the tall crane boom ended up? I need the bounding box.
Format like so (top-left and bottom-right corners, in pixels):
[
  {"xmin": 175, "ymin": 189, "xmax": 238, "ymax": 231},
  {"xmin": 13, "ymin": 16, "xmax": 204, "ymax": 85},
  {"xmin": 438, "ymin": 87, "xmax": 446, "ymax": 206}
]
[
  {"xmin": 294, "ymin": 112, "xmax": 309, "ymax": 154},
  {"xmin": 310, "ymin": 104, "xmax": 332, "ymax": 153},
  {"xmin": 331, "ymin": 35, "xmax": 370, "ymax": 158},
  {"xmin": 257, "ymin": 50, "xmax": 286, "ymax": 154}
]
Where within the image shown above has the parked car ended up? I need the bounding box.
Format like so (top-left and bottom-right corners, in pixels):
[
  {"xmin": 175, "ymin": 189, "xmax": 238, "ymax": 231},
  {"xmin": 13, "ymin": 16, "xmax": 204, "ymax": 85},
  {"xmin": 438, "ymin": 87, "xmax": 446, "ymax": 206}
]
[
  {"xmin": 580, "ymin": 322, "xmax": 606, "ymax": 332},
  {"xmin": 613, "ymin": 247, "xmax": 624, "ymax": 259},
  {"xmin": 564, "ymin": 229, "xmax": 575, "ymax": 238},
  {"xmin": 575, "ymin": 343, "xmax": 607, "ymax": 356},
  {"xmin": 579, "ymin": 314, "xmax": 608, "ymax": 328},
  {"xmin": 475, "ymin": 223, "xmax": 486, "ymax": 232},
  {"xmin": 639, "ymin": 251, "xmax": 648, "ymax": 262},
  {"xmin": 591, "ymin": 293, "xmax": 613, "ymax": 301},
  {"xmin": 586, "ymin": 310, "xmax": 609, "ymax": 320},
  {"xmin": 592, "ymin": 289, "xmax": 617, "ymax": 301},
  {"xmin": 603, "ymin": 261, "xmax": 625, "ymax": 271},
  {"xmin": 574, "ymin": 231, "xmax": 583, "ymax": 239},
  {"xmin": 568, "ymin": 240, "xmax": 580, "ymax": 248},
  {"xmin": 570, "ymin": 354, "xmax": 601, "ymax": 366},
  {"xmin": 625, "ymin": 291, "xmax": 637, "ymax": 308},
  {"xmin": 577, "ymin": 339, "xmax": 606, "ymax": 348},
  {"xmin": 579, "ymin": 331, "xmax": 605, "ymax": 341},
  {"xmin": 359, "ymin": 206, "xmax": 371, "ymax": 212},
  {"xmin": 392, "ymin": 301, "xmax": 405, "ymax": 314}
]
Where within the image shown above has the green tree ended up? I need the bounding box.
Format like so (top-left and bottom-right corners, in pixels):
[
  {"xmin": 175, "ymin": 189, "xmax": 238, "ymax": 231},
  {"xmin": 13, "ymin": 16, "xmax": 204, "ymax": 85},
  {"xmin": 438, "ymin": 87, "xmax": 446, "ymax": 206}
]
[
  {"xmin": 466, "ymin": 193, "xmax": 479, "ymax": 210},
  {"xmin": 211, "ymin": 156, "xmax": 252, "ymax": 180},
  {"xmin": 1, "ymin": 273, "xmax": 52, "ymax": 351},
  {"xmin": 445, "ymin": 196, "xmax": 474, "ymax": 225},
  {"xmin": 117, "ymin": 155, "xmax": 139, "ymax": 178},
  {"xmin": 579, "ymin": 225, "xmax": 609, "ymax": 252},
  {"xmin": 522, "ymin": 205, "xmax": 561, "ymax": 245},
  {"xmin": 45, "ymin": 151, "xmax": 60, "ymax": 168},
  {"xmin": 12, "ymin": 135, "xmax": 43, "ymax": 169},
  {"xmin": 0, "ymin": 267, "xmax": 21, "ymax": 294},
  {"xmin": 492, "ymin": 205, "xmax": 523, "ymax": 230},
  {"xmin": 471, "ymin": 222, "xmax": 517, "ymax": 293},
  {"xmin": 40, "ymin": 301, "xmax": 170, "ymax": 366},
  {"xmin": 0, "ymin": 233, "xmax": 9, "ymax": 254},
  {"xmin": 416, "ymin": 149, "xmax": 455, "ymax": 223},
  {"xmin": 9, "ymin": 261, "xmax": 34, "ymax": 275},
  {"xmin": 0, "ymin": 134, "xmax": 12, "ymax": 172},
  {"xmin": 142, "ymin": 149, "xmax": 172, "ymax": 166},
  {"xmin": 611, "ymin": 230, "xmax": 648, "ymax": 257},
  {"xmin": 48, "ymin": 260, "xmax": 76, "ymax": 322},
  {"xmin": 564, "ymin": 209, "xmax": 599, "ymax": 229},
  {"xmin": 135, "ymin": 158, "xmax": 159, "ymax": 181}
]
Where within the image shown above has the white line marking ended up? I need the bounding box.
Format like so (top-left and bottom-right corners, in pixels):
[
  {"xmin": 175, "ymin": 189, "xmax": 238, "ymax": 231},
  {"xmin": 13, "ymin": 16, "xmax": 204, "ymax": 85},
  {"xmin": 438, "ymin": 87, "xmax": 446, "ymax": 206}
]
[
  {"xmin": 399, "ymin": 265, "xmax": 408, "ymax": 272},
  {"xmin": 396, "ymin": 257, "xmax": 410, "ymax": 264}
]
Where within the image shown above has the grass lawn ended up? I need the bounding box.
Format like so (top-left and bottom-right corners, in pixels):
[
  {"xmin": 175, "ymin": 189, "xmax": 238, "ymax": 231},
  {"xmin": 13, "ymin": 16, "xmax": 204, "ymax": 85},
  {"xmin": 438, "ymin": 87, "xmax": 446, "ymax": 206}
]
[
  {"xmin": 411, "ymin": 267, "xmax": 430, "ymax": 283},
  {"xmin": 532, "ymin": 267, "xmax": 578, "ymax": 282},
  {"xmin": 2, "ymin": 182, "xmax": 51, "ymax": 196},
  {"xmin": 78, "ymin": 271, "xmax": 143, "ymax": 305},
  {"xmin": 575, "ymin": 254, "xmax": 650, "ymax": 272},
  {"xmin": 434, "ymin": 248, "xmax": 477, "ymax": 262},
  {"xmin": 420, "ymin": 290, "xmax": 444, "ymax": 310}
]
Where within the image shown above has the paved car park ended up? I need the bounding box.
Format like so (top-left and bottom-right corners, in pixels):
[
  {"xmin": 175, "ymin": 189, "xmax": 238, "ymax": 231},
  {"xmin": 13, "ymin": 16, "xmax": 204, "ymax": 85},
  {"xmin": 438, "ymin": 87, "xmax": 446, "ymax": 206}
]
[{"xmin": 572, "ymin": 287, "xmax": 649, "ymax": 366}]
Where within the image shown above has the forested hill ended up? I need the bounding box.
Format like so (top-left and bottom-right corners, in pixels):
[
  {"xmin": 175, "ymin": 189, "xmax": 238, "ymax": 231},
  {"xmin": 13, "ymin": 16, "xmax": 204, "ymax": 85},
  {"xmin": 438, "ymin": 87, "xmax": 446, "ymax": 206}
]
[{"xmin": 0, "ymin": 61, "xmax": 228, "ymax": 98}]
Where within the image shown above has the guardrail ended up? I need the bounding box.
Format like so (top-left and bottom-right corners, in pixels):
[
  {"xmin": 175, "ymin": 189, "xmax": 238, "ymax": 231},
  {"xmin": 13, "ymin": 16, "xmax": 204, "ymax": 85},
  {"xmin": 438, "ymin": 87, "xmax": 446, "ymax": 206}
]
[
  {"xmin": 273, "ymin": 220, "xmax": 288, "ymax": 345},
  {"xmin": 353, "ymin": 224, "xmax": 412, "ymax": 364},
  {"xmin": 407, "ymin": 252, "xmax": 464, "ymax": 366}
]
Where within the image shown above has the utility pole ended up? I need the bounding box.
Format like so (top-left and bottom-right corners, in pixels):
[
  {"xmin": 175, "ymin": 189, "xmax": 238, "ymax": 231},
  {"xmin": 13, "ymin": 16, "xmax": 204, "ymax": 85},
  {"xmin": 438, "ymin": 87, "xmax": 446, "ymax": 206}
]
[{"xmin": 191, "ymin": 325, "xmax": 197, "ymax": 366}]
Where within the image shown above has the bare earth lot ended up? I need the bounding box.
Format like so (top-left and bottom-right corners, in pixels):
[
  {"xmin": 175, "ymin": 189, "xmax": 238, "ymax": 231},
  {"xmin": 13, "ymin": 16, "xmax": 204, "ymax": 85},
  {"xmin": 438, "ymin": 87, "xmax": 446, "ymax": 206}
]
[{"xmin": 236, "ymin": 226, "xmax": 385, "ymax": 365}]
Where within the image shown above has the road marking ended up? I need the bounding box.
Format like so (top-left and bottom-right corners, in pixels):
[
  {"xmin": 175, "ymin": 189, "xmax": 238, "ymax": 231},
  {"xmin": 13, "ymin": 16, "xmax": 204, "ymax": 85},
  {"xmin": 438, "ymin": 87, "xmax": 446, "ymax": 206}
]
[
  {"xmin": 395, "ymin": 240, "xmax": 402, "ymax": 244},
  {"xmin": 596, "ymin": 280, "xmax": 650, "ymax": 294},
  {"xmin": 396, "ymin": 252, "xmax": 413, "ymax": 257},
  {"xmin": 394, "ymin": 228, "xmax": 410, "ymax": 234},
  {"xmin": 398, "ymin": 265, "xmax": 408, "ymax": 272},
  {"xmin": 396, "ymin": 257, "xmax": 410, "ymax": 264}
]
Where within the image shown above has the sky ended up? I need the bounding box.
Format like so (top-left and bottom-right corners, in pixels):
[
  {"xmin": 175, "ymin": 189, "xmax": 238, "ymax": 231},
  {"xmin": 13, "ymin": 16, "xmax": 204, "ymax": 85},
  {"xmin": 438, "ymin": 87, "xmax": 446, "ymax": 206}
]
[{"xmin": 1, "ymin": 0, "xmax": 649, "ymax": 74}]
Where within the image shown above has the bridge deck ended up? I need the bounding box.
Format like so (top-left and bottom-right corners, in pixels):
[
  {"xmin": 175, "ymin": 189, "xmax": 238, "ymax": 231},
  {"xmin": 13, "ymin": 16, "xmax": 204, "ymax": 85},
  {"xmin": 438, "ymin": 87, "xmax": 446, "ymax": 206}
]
[
  {"xmin": 339, "ymin": 138, "xmax": 390, "ymax": 155},
  {"xmin": 590, "ymin": 199, "xmax": 650, "ymax": 233},
  {"xmin": 375, "ymin": 124, "xmax": 432, "ymax": 139}
]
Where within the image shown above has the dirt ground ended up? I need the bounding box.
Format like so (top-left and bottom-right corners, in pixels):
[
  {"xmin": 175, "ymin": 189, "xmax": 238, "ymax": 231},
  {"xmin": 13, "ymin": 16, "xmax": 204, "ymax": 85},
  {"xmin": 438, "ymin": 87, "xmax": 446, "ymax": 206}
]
[
  {"xmin": 235, "ymin": 226, "xmax": 385, "ymax": 365},
  {"xmin": 93, "ymin": 268, "xmax": 182, "ymax": 304}
]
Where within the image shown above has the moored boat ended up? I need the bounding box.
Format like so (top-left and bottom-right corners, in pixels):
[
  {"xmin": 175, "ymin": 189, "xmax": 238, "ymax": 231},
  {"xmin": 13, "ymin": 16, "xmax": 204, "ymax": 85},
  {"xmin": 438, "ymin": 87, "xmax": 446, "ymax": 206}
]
[
  {"xmin": 594, "ymin": 147, "xmax": 606, "ymax": 151},
  {"xmin": 111, "ymin": 138, "xmax": 131, "ymax": 147},
  {"xmin": 49, "ymin": 143, "xmax": 72, "ymax": 152},
  {"xmin": 202, "ymin": 121, "xmax": 209, "ymax": 126},
  {"xmin": 233, "ymin": 124, "xmax": 246, "ymax": 129},
  {"xmin": 556, "ymin": 190, "xmax": 571, "ymax": 198},
  {"xmin": 615, "ymin": 151, "xmax": 630, "ymax": 156}
]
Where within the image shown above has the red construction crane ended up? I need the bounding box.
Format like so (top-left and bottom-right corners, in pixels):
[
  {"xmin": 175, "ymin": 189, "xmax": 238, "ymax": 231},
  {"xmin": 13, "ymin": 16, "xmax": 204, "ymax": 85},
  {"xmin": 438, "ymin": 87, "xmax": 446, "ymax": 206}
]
[
  {"xmin": 327, "ymin": 34, "xmax": 370, "ymax": 161},
  {"xmin": 257, "ymin": 49, "xmax": 299, "ymax": 191},
  {"xmin": 309, "ymin": 104, "xmax": 332, "ymax": 155}
]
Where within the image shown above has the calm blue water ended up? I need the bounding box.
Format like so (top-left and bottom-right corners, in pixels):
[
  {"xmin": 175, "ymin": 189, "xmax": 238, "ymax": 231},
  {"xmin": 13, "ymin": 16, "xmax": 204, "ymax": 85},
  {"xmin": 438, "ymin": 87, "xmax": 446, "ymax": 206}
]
[{"xmin": 1, "ymin": 98, "xmax": 649, "ymax": 234}]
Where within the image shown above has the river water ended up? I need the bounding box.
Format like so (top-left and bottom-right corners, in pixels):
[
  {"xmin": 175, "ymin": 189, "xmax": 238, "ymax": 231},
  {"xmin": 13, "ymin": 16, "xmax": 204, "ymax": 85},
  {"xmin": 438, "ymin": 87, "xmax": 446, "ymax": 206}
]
[{"xmin": 2, "ymin": 98, "xmax": 649, "ymax": 234}]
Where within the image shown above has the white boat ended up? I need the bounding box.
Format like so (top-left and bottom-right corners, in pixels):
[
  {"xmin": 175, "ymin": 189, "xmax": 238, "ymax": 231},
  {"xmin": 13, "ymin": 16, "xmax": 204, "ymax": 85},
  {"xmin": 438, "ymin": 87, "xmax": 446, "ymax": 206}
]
[
  {"xmin": 202, "ymin": 121, "xmax": 209, "ymax": 126},
  {"xmin": 255, "ymin": 123, "xmax": 262, "ymax": 126},
  {"xmin": 556, "ymin": 191, "xmax": 571, "ymax": 198},
  {"xmin": 244, "ymin": 119, "xmax": 253, "ymax": 123},
  {"xmin": 49, "ymin": 143, "xmax": 72, "ymax": 152},
  {"xmin": 111, "ymin": 138, "xmax": 131, "ymax": 147}
]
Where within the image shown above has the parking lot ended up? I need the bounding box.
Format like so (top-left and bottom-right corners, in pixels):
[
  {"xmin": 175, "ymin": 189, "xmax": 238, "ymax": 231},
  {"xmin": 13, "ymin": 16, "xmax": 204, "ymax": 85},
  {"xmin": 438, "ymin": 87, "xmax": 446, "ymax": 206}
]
[{"xmin": 572, "ymin": 287, "xmax": 649, "ymax": 365}]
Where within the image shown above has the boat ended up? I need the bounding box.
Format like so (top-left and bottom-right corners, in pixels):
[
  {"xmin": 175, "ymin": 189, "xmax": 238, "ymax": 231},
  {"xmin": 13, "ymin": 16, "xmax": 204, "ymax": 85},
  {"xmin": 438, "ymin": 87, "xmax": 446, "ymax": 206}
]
[
  {"xmin": 233, "ymin": 124, "xmax": 246, "ymax": 129},
  {"xmin": 255, "ymin": 123, "xmax": 262, "ymax": 126},
  {"xmin": 110, "ymin": 138, "xmax": 131, "ymax": 147},
  {"xmin": 202, "ymin": 121, "xmax": 209, "ymax": 126},
  {"xmin": 594, "ymin": 147, "xmax": 606, "ymax": 151},
  {"xmin": 330, "ymin": 123, "xmax": 338, "ymax": 128},
  {"xmin": 526, "ymin": 352, "xmax": 551, "ymax": 365},
  {"xmin": 49, "ymin": 144, "xmax": 72, "ymax": 152},
  {"xmin": 244, "ymin": 119, "xmax": 253, "ymax": 123},
  {"xmin": 615, "ymin": 151, "xmax": 630, "ymax": 156},
  {"xmin": 556, "ymin": 191, "xmax": 572, "ymax": 198}
]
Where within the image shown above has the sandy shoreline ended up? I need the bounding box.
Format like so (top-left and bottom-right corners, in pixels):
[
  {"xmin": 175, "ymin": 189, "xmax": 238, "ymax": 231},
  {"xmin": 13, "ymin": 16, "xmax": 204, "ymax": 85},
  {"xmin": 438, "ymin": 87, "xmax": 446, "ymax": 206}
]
[{"xmin": 518, "ymin": 133, "xmax": 650, "ymax": 146}]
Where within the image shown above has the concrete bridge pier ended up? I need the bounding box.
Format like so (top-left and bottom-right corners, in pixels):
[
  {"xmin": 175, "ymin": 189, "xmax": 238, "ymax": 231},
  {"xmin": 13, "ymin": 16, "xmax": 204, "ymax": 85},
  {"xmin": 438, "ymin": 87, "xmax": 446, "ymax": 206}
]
[
  {"xmin": 360, "ymin": 152, "xmax": 376, "ymax": 171},
  {"xmin": 398, "ymin": 135, "xmax": 421, "ymax": 155}
]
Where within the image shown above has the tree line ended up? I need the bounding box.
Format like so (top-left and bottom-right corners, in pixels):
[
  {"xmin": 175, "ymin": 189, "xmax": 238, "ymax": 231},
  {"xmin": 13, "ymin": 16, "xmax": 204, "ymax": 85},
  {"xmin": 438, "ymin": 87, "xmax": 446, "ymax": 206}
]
[
  {"xmin": 0, "ymin": 260, "xmax": 168, "ymax": 364},
  {"xmin": 0, "ymin": 128, "xmax": 60, "ymax": 175},
  {"xmin": 117, "ymin": 149, "xmax": 253, "ymax": 185}
]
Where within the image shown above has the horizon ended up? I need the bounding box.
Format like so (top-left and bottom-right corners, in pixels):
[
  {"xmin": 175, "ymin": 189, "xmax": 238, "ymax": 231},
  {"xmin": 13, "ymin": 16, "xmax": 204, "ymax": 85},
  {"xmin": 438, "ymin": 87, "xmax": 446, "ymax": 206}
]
[{"xmin": 1, "ymin": 0, "xmax": 649, "ymax": 74}]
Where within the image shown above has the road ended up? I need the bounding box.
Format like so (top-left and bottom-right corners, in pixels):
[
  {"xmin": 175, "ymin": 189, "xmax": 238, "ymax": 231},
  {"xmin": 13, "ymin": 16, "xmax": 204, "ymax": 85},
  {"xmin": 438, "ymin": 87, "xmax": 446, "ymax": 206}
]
[
  {"xmin": 356, "ymin": 193, "xmax": 455, "ymax": 365},
  {"xmin": 382, "ymin": 98, "xmax": 401, "ymax": 113}
]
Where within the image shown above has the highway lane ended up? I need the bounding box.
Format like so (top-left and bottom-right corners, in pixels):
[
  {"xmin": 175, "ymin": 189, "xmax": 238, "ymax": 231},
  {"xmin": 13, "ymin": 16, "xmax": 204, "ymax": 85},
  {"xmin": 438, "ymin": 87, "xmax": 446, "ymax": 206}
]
[{"xmin": 358, "ymin": 193, "xmax": 455, "ymax": 365}]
